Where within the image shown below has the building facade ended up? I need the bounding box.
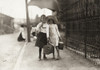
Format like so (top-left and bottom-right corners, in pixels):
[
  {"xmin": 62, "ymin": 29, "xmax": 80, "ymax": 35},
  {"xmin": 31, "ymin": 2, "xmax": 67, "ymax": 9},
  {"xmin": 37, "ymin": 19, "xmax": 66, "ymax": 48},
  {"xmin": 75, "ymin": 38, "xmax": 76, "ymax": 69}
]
[{"xmin": 0, "ymin": 13, "xmax": 14, "ymax": 34}]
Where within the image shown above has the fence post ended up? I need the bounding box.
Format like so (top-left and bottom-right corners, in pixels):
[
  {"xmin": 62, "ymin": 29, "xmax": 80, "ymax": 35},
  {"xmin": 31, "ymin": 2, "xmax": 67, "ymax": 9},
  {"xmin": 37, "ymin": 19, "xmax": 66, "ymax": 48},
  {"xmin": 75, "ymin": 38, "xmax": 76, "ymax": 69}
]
[{"xmin": 84, "ymin": 0, "xmax": 88, "ymax": 58}]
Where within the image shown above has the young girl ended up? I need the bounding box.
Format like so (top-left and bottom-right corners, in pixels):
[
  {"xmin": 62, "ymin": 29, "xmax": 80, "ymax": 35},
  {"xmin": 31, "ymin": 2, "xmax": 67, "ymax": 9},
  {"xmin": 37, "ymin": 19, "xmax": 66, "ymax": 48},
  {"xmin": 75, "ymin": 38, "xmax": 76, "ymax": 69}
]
[
  {"xmin": 47, "ymin": 18, "xmax": 61, "ymax": 60},
  {"xmin": 18, "ymin": 25, "xmax": 26, "ymax": 41},
  {"xmin": 35, "ymin": 15, "xmax": 49, "ymax": 60}
]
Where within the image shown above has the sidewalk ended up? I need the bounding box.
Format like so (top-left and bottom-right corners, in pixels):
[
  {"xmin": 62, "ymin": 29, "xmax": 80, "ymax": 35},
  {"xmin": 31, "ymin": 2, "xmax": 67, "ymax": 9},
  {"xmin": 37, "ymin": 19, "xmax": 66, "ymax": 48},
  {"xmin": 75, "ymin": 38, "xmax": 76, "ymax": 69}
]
[
  {"xmin": 14, "ymin": 40, "xmax": 100, "ymax": 70},
  {"xmin": 0, "ymin": 33, "xmax": 25, "ymax": 70}
]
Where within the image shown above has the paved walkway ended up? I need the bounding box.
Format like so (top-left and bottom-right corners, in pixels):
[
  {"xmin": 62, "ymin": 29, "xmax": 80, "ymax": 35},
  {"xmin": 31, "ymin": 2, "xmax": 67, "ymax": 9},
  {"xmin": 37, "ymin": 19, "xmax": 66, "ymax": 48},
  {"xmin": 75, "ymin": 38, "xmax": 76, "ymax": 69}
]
[{"xmin": 14, "ymin": 40, "xmax": 100, "ymax": 70}]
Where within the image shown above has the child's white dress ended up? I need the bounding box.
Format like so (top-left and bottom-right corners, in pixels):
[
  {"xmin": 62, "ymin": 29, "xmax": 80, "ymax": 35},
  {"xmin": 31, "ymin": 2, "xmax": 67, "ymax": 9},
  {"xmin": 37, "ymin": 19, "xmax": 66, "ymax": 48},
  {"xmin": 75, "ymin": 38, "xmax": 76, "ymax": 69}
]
[{"xmin": 49, "ymin": 24, "xmax": 60, "ymax": 46}]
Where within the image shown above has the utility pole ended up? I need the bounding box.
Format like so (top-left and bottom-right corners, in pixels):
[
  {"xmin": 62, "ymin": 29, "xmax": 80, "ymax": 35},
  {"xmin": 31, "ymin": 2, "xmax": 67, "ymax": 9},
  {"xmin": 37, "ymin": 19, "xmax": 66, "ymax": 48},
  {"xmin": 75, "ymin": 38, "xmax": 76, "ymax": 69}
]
[{"xmin": 25, "ymin": 0, "xmax": 31, "ymax": 42}]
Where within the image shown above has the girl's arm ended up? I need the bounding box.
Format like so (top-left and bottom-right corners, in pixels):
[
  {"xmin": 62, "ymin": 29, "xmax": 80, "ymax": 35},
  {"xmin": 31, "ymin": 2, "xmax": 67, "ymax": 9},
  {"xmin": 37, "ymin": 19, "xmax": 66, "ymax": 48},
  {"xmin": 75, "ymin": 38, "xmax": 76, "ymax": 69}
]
[
  {"xmin": 36, "ymin": 22, "xmax": 42, "ymax": 31},
  {"xmin": 36, "ymin": 22, "xmax": 43, "ymax": 34},
  {"xmin": 46, "ymin": 24, "xmax": 49, "ymax": 39},
  {"xmin": 55, "ymin": 24, "xmax": 60, "ymax": 37}
]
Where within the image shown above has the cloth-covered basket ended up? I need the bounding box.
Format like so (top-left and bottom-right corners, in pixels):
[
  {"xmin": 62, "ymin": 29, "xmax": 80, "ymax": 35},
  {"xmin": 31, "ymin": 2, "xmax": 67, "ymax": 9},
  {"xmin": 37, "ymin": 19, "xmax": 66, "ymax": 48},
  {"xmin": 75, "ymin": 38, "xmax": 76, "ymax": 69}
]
[{"xmin": 43, "ymin": 43, "xmax": 54, "ymax": 55}]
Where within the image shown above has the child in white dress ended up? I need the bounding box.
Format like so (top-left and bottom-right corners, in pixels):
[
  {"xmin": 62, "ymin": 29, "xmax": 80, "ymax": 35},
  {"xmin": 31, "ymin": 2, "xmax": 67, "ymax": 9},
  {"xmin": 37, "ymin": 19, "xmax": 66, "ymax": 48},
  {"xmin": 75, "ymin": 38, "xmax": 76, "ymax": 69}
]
[{"xmin": 47, "ymin": 18, "xmax": 61, "ymax": 60}]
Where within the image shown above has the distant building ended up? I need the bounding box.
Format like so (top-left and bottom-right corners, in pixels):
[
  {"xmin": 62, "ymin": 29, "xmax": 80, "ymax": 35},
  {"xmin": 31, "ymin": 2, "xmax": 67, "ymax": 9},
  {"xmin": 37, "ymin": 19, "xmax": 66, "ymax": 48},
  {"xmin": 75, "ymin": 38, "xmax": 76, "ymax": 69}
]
[
  {"xmin": 0, "ymin": 13, "xmax": 14, "ymax": 34},
  {"xmin": 0, "ymin": 13, "xmax": 14, "ymax": 27}
]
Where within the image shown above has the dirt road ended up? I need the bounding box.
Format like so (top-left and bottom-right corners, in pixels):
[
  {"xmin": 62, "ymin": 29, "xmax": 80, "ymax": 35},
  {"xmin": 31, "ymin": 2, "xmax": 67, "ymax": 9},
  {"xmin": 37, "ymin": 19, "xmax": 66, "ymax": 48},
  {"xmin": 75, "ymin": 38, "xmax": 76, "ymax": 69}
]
[
  {"xmin": 0, "ymin": 33, "xmax": 25, "ymax": 70},
  {"xmin": 0, "ymin": 34, "xmax": 100, "ymax": 70}
]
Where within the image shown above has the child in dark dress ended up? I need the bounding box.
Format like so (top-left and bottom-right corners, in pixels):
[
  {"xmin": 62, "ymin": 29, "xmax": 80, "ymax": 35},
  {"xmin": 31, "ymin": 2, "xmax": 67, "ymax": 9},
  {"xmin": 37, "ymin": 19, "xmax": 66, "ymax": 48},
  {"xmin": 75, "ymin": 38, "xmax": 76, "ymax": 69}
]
[{"xmin": 35, "ymin": 15, "xmax": 49, "ymax": 60}]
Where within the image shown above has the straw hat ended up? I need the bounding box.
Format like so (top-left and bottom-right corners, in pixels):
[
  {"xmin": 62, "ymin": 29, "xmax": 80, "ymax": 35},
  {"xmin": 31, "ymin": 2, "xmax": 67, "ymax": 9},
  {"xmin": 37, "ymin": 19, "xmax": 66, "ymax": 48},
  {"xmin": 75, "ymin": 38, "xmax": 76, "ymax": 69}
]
[{"xmin": 47, "ymin": 15, "xmax": 59, "ymax": 24}]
